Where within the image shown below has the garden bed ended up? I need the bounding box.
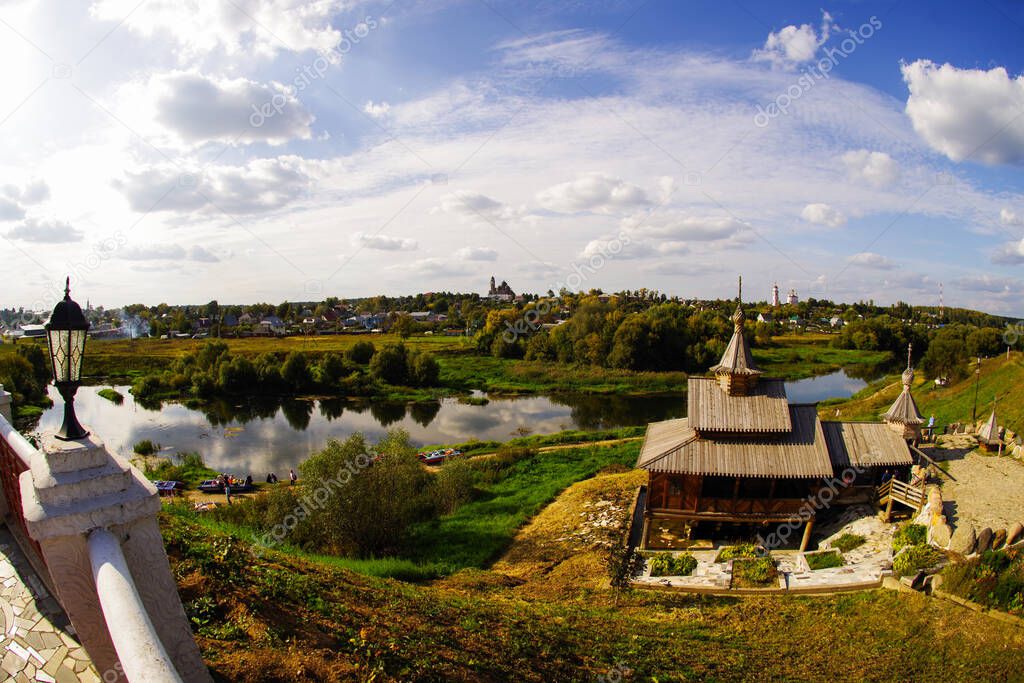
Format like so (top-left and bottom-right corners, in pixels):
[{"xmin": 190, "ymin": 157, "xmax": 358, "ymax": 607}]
[
  {"xmin": 804, "ymin": 549, "xmax": 845, "ymax": 571},
  {"xmin": 730, "ymin": 557, "xmax": 779, "ymax": 588}
]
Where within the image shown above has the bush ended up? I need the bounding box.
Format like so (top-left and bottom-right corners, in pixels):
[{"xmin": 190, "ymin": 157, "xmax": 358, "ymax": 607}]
[
  {"xmin": 715, "ymin": 543, "xmax": 760, "ymax": 563},
  {"xmin": 892, "ymin": 523, "xmax": 928, "ymax": 552},
  {"xmin": 134, "ymin": 439, "xmax": 160, "ymax": 456},
  {"xmin": 893, "ymin": 544, "xmax": 943, "ymax": 578},
  {"xmin": 97, "ymin": 388, "xmax": 124, "ymax": 404},
  {"xmin": 941, "ymin": 548, "xmax": 1024, "ymax": 613},
  {"xmin": 646, "ymin": 552, "xmax": 697, "ymax": 577},
  {"xmin": 806, "ymin": 550, "xmax": 844, "ymax": 570},
  {"xmin": 345, "ymin": 340, "xmax": 376, "ymax": 365},
  {"xmin": 432, "ymin": 456, "xmax": 477, "ymax": 514},
  {"xmin": 831, "ymin": 533, "xmax": 866, "ymax": 553}
]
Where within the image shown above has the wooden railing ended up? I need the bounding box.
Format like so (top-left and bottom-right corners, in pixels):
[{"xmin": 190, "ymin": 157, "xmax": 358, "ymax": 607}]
[{"xmin": 877, "ymin": 478, "xmax": 925, "ymax": 519}]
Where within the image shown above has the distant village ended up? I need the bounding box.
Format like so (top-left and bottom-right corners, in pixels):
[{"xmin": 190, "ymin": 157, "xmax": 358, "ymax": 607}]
[{"xmin": 0, "ymin": 277, "xmax": 979, "ymax": 343}]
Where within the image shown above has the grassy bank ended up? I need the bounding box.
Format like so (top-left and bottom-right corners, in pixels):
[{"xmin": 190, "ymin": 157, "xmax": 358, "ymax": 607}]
[
  {"xmin": 162, "ymin": 509, "xmax": 1024, "ymax": 681},
  {"xmin": 753, "ymin": 334, "xmax": 893, "ymax": 380},
  {"xmin": 824, "ymin": 351, "xmax": 1024, "ymax": 433}
]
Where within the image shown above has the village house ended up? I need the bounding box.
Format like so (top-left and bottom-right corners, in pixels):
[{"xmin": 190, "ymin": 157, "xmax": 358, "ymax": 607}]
[{"xmin": 635, "ymin": 280, "xmax": 917, "ymax": 551}]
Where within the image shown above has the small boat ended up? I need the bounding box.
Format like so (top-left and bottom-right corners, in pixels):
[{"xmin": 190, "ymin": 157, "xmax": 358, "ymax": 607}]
[
  {"xmin": 153, "ymin": 480, "xmax": 185, "ymax": 497},
  {"xmin": 198, "ymin": 477, "xmax": 254, "ymax": 493},
  {"xmin": 417, "ymin": 448, "xmax": 462, "ymax": 465}
]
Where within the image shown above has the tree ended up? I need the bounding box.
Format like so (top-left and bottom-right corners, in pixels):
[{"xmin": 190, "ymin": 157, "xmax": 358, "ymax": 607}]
[
  {"xmin": 410, "ymin": 351, "xmax": 440, "ymax": 386},
  {"xmin": 606, "ymin": 542, "xmax": 644, "ymax": 605},
  {"xmin": 281, "ymin": 351, "xmax": 313, "ymax": 391},
  {"xmin": 369, "ymin": 344, "xmax": 409, "ymax": 385},
  {"xmin": 966, "ymin": 327, "xmax": 1002, "ymax": 358},
  {"xmin": 345, "ymin": 340, "xmax": 376, "ymax": 365},
  {"xmin": 922, "ymin": 334, "xmax": 968, "ymax": 382},
  {"xmin": 392, "ymin": 313, "xmax": 414, "ymax": 339}
]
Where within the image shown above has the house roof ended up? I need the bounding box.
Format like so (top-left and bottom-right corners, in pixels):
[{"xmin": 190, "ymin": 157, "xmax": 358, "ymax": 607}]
[
  {"xmin": 688, "ymin": 377, "xmax": 792, "ymax": 433},
  {"xmin": 821, "ymin": 421, "xmax": 913, "ymax": 469},
  {"xmin": 979, "ymin": 409, "xmax": 1001, "ymax": 443},
  {"xmin": 636, "ymin": 405, "xmax": 834, "ymax": 478},
  {"xmin": 883, "ymin": 389, "xmax": 924, "ymax": 425},
  {"xmin": 710, "ymin": 302, "xmax": 761, "ymax": 376}
]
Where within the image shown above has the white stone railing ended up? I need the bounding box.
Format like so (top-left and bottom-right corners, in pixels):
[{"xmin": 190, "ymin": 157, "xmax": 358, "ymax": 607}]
[{"xmin": 0, "ymin": 398, "xmax": 209, "ymax": 682}]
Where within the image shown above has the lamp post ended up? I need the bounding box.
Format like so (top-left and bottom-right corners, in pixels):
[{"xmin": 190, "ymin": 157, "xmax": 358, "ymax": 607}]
[
  {"xmin": 971, "ymin": 356, "xmax": 981, "ymax": 423},
  {"xmin": 45, "ymin": 277, "xmax": 90, "ymax": 440}
]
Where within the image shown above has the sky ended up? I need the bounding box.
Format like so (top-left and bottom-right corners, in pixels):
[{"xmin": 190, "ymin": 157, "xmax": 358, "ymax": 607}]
[{"xmin": 1, "ymin": 0, "xmax": 1023, "ymax": 315}]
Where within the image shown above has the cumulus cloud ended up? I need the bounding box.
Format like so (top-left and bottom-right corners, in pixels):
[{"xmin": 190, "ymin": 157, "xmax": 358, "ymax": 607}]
[
  {"xmin": 801, "ymin": 203, "xmax": 846, "ymax": 227},
  {"xmin": 841, "ymin": 150, "xmax": 900, "ymax": 187},
  {"xmin": 6, "ymin": 218, "xmax": 83, "ymax": 243},
  {"xmin": 752, "ymin": 11, "xmax": 834, "ymax": 69},
  {"xmin": 189, "ymin": 245, "xmax": 221, "ymax": 262},
  {"xmin": 0, "ymin": 179, "xmax": 50, "ymax": 221},
  {"xmin": 537, "ymin": 173, "xmax": 649, "ymax": 213},
  {"xmin": 454, "ymin": 246, "xmax": 498, "ymax": 261},
  {"xmin": 0, "ymin": 197, "xmax": 25, "ymax": 221},
  {"xmin": 114, "ymin": 156, "xmax": 315, "ymax": 214},
  {"xmin": 621, "ymin": 211, "xmax": 747, "ymax": 241},
  {"xmin": 847, "ymin": 252, "xmax": 896, "ymax": 269},
  {"xmin": 901, "ymin": 60, "xmax": 1024, "ymax": 165},
  {"xmin": 351, "ymin": 232, "xmax": 417, "ymax": 251},
  {"xmin": 128, "ymin": 71, "xmax": 315, "ymax": 146},
  {"xmin": 119, "ymin": 243, "xmax": 223, "ymax": 262},
  {"xmin": 363, "ymin": 100, "xmax": 391, "ymax": 118},
  {"xmin": 435, "ymin": 191, "xmax": 526, "ymax": 222},
  {"xmin": 89, "ymin": 0, "xmax": 345, "ymax": 58}
]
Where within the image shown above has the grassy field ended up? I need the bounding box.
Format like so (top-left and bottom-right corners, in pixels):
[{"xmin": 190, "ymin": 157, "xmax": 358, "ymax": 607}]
[
  {"xmin": 164, "ymin": 493, "xmax": 1024, "ymax": 681},
  {"xmin": 753, "ymin": 334, "xmax": 893, "ymax": 380},
  {"xmin": 824, "ymin": 351, "xmax": 1024, "ymax": 433}
]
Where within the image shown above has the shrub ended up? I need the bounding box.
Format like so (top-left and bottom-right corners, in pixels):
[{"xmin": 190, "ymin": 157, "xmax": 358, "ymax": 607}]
[
  {"xmin": 134, "ymin": 439, "xmax": 160, "ymax": 456},
  {"xmin": 941, "ymin": 548, "xmax": 1024, "ymax": 613},
  {"xmin": 646, "ymin": 552, "xmax": 697, "ymax": 577},
  {"xmin": 433, "ymin": 456, "xmax": 477, "ymax": 514},
  {"xmin": 345, "ymin": 340, "xmax": 376, "ymax": 365},
  {"xmin": 892, "ymin": 523, "xmax": 928, "ymax": 552},
  {"xmin": 715, "ymin": 543, "xmax": 760, "ymax": 563},
  {"xmin": 893, "ymin": 544, "xmax": 943, "ymax": 578},
  {"xmin": 831, "ymin": 533, "xmax": 866, "ymax": 553},
  {"xmin": 806, "ymin": 550, "xmax": 844, "ymax": 570},
  {"xmin": 97, "ymin": 388, "xmax": 124, "ymax": 404}
]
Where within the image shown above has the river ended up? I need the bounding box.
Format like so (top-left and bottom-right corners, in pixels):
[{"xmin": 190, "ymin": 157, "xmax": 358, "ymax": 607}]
[{"xmin": 35, "ymin": 369, "xmax": 869, "ymax": 476}]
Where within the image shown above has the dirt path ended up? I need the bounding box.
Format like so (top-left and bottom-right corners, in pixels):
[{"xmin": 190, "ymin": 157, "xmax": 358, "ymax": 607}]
[{"xmin": 938, "ymin": 452, "xmax": 1024, "ymax": 531}]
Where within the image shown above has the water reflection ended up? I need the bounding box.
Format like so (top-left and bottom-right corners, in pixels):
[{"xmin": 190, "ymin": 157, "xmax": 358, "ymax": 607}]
[{"xmin": 35, "ymin": 367, "xmax": 872, "ymax": 477}]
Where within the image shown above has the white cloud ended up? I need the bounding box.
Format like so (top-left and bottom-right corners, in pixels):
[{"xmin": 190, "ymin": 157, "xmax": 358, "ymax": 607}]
[
  {"xmin": 622, "ymin": 212, "xmax": 747, "ymax": 241},
  {"xmin": 752, "ymin": 11, "xmax": 834, "ymax": 69},
  {"xmin": 537, "ymin": 173, "xmax": 649, "ymax": 214},
  {"xmin": 901, "ymin": 60, "xmax": 1024, "ymax": 165},
  {"xmin": 114, "ymin": 156, "xmax": 315, "ymax": 214},
  {"xmin": 351, "ymin": 232, "xmax": 417, "ymax": 251},
  {"xmin": 847, "ymin": 252, "xmax": 896, "ymax": 270},
  {"xmin": 841, "ymin": 150, "xmax": 900, "ymax": 187},
  {"xmin": 992, "ymin": 239, "xmax": 1024, "ymax": 265},
  {"xmin": 7, "ymin": 218, "xmax": 83, "ymax": 243},
  {"xmin": 801, "ymin": 203, "xmax": 846, "ymax": 228},
  {"xmin": 150, "ymin": 72, "xmax": 314, "ymax": 146},
  {"xmin": 454, "ymin": 246, "xmax": 498, "ymax": 261},
  {"xmin": 119, "ymin": 244, "xmax": 187, "ymax": 260},
  {"xmin": 89, "ymin": 0, "xmax": 345, "ymax": 59},
  {"xmin": 954, "ymin": 274, "xmax": 1019, "ymax": 294},
  {"xmin": 363, "ymin": 100, "xmax": 391, "ymax": 118},
  {"xmin": 0, "ymin": 179, "xmax": 50, "ymax": 221},
  {"xmin": 435, "ymin": 191, "xmax": 526, "ymax": 222},
  {"xmin": 189, "ymin": 245, "xmax": 221, "ymax": 262},
  {"xmin": 1001, "ymin": 208, "xmax": 1024, "ymax": 226},
  {"xmin": 0, "ymin": 197, "xmax": 25, "ymax": 221}
]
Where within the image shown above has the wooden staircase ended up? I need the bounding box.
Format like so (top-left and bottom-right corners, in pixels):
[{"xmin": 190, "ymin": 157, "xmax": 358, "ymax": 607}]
[{"xmin": 876, "ymin": 479, "xmax": 925, "ymax": 521}]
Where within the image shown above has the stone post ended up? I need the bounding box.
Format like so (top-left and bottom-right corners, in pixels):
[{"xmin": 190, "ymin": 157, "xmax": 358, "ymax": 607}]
[
  {"xmin": 0, "ymin": 383, "xmax": 12, "ymax": 424},
  {"xmin": 19, "ymin": 433, "xmax": 210, "ymax": 682}
]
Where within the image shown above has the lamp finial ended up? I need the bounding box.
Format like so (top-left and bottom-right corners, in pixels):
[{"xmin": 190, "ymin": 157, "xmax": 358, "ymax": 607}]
[{"xmin": 64, "ymin": 276, "xmax": 70, "ymax": 299}]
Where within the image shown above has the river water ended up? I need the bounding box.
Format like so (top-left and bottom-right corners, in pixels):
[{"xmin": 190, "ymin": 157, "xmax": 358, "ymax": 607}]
[{"xmin": 36, "ymin": 369, "xmax": 868, "ymax": 476}]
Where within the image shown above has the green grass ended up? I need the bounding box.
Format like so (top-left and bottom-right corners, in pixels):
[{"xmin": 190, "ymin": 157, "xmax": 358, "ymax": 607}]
[
  {"xmin": 832, "ymin": 533, "xmax": 866, "ymax": 552},
  {"xmin": 97, "ymin": 388, "xmax": 124, "ymax": 403},
  {"xmin": 715, "ymin": 543, "xmax": 760, "ymax": 562},
  {"xmin": 645, "ymin": 552, "xmax": 697, "ymax": 577},
  {"xmin": 893, "ymin": 523, "xmax": 929, "ymax": 552},
  {"xmin": 420, "ymin": 426, "xmax": 645, "ymax": 457},
  {"xmin": 731, "ymin": 557, "xmax": 778, "ymax": 587},
  {"xmin": 405, "ymin": 441, "xmax": 640, "ymax": 572},
  {"xmin": 806, "ymin": 550, "xmax": 845, "ymax": 570},
  {"xmin": 752, "ymin": 336, "xmax": 892, "ymax": 381},
  {"xmin": 144, "ymin": 452, "xmax": 220, "ymax": 487}
]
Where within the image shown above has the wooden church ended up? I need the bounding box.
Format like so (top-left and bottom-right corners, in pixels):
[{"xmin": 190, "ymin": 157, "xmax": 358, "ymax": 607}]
[{"xmin": 635, "ymin": 279, "xmax": 915, "ymax": 551}]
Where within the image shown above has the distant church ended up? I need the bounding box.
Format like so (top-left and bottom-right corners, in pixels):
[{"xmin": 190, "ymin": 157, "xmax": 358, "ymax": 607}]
[{"xmin": 486, "ymin": 276, "xmax": 516, "ymax": 302}]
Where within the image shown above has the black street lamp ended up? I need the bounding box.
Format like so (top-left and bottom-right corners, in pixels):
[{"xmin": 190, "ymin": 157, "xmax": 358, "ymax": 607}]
[{"xmin": 45, "ymin": 278, "xmax": 90, "ymax": 440}]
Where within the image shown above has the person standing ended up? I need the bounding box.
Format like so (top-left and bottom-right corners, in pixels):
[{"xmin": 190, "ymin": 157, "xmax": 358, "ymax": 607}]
[
  {"xmin": 224, "ymin": 479, "xmax": 232, "ymax": 505},
  {"xmin": 289, "ymin": 468, "xmax": 297, "ymax": 486}
]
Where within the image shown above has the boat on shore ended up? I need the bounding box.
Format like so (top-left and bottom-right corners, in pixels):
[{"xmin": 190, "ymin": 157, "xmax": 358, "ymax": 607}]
[
  {"xmin": 417, "ymin": 448, "xmax": 462, "ymax": 465},
  {"xmin": 198, "ymin": 477, "xmax": 254, "ymax": 493}
]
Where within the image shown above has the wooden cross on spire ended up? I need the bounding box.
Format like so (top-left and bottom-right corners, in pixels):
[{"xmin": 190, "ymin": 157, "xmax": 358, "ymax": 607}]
[
  {"xmin": 906, "ymin": 342, "xmax": 912, "ymax": 370},
  {"xmin": 737, "ymin": 275, "xmax": 742, "ymax": 303}
]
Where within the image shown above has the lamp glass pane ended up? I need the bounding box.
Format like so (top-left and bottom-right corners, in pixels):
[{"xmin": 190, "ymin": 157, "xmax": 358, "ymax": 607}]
[
  {"xmin": 69, "ymin": 329, "xmax": 86, "ymax": 381},
  {"xmin": 47, "ymin": 329, "xmax": 71, "ymax": 382}
]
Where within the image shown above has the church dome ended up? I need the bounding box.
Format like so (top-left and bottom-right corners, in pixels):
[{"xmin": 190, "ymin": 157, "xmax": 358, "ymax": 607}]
[{"xmin": 902, "ymin": 366, "xmax": 914, "ymax": 386}]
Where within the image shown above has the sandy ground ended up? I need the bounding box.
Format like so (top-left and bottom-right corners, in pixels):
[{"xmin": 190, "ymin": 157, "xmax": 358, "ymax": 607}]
[{"xmin": 938, "ymin": 451, "xmax": 1024, "ymax": 532}]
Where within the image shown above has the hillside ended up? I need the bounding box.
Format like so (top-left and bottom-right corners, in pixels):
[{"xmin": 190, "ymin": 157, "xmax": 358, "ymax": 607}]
[
  {"xmin": 822, "ymin": 351, "xmax": 1024, "ymax": 433},
  {"xmin": 163, "ymin": 475, "xmax": 1024, "ymax": 682}
]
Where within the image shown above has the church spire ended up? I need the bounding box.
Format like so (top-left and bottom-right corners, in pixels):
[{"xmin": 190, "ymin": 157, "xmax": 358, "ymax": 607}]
[
  {"xmin": 711, "ymin": 276, "xmax": 761, "ymax": 395},
  {"xmin": 884, "ymin": 342, "xmax": 924, "ymax": 439}
]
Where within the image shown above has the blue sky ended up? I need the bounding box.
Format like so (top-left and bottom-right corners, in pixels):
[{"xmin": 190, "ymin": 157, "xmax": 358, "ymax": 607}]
[{"xmin": 1, "ymin": 0, "xmax": 1023, "ymax": 314}]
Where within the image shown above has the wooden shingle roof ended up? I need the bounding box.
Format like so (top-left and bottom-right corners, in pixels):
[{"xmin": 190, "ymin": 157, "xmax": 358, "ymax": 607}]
[
  {"xmin": 821, "ymin": 421, "xmax": 913, "ymax": 469},
  {"xmin": 636, "ymin": 405, "xmax": 834, "ymax": 478},
  {"xmin": 688, "ymin": 377, "xmax": 792, "ymax": 433},
  {"xmin": 709, "ymin": 303, "xmax": 761, "ymax": 376}
]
